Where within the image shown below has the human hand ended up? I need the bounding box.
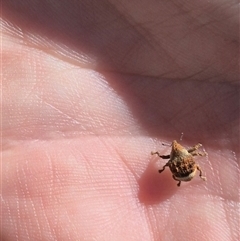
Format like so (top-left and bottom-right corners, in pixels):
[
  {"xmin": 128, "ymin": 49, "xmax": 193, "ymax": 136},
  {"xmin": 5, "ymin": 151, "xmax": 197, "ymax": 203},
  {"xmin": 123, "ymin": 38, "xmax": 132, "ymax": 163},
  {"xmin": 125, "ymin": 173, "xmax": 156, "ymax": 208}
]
[{"xmin": 2, "ymin": 0, "xmax": 239, "ymax": 240}]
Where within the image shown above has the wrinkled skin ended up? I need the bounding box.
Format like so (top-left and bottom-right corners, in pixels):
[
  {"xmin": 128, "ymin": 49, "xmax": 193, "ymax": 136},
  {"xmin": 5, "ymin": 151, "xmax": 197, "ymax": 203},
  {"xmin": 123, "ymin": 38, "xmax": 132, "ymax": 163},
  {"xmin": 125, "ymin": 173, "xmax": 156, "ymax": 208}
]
[{"xmin": 2, "ymin": 1, "xmax": 239, "ymax": 240}]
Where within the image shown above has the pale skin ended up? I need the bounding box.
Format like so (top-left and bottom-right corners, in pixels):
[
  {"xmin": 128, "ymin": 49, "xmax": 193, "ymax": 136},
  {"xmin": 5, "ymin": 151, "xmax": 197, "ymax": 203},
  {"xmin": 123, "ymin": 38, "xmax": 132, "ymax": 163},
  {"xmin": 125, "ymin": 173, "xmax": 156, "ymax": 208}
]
[{"xmin": 2, "ymin": 0, "xmax": 239, "ymax": 240}]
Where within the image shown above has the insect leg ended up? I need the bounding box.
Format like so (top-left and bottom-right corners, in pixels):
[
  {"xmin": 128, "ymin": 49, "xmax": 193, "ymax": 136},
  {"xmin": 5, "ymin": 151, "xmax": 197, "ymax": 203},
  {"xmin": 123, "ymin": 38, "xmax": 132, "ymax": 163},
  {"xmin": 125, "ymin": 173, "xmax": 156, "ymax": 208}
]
[
  {"xmin": 158, "ymin": 162, "xmax": 169, "ymax": 173},
  {"xmin": 172, "ymin": 175, "xmax": 181, "ymax": 186},
  {"xmin": 151, "ymin": 151, "xmax": 170, "ymax": 159},
  {"xmin": 188, "ymin": 144, "xmax": 207, "ymax": 157},
  {"xmin": 196, "ymin": 165, "xmax": 207, "ymax": 181}
]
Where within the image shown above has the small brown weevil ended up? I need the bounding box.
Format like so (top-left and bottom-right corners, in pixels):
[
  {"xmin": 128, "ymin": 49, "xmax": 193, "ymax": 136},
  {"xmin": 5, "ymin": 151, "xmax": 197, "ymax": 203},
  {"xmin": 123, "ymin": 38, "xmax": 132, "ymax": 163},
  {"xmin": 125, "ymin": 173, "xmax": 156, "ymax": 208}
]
[{"xmin": 151, "ymin": 140, "xmax": 207, "ymax": 187}]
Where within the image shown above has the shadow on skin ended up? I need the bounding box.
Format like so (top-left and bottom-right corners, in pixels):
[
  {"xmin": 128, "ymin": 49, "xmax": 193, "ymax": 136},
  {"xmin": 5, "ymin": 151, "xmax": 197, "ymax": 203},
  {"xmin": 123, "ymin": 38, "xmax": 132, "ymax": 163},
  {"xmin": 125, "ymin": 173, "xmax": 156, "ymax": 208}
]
[{"xmin": 138, "ymin": 158, "xmax": 177, "ymax": 205}]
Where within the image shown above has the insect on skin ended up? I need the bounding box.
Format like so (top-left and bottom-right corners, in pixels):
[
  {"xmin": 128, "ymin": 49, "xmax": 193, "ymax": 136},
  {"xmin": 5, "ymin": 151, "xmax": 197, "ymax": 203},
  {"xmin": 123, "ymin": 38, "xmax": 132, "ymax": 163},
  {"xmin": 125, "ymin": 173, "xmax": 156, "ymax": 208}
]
[{"xmin": 151, "ymin": 140, "xmax": 207, "ymax": 187}]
